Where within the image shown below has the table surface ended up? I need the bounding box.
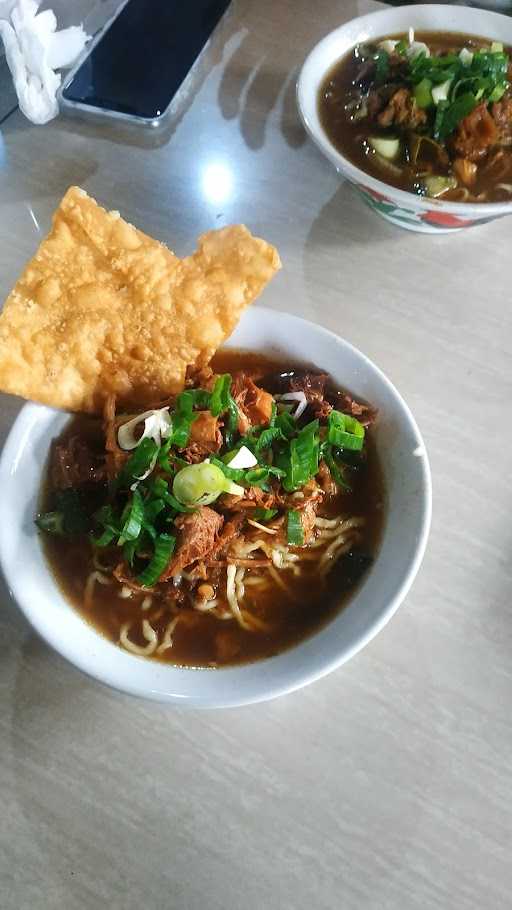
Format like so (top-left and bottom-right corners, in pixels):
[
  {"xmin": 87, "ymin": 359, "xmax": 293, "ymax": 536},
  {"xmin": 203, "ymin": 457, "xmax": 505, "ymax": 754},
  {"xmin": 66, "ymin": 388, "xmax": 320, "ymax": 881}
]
[{"xmin": 1, "ymin": 1, "xmax": 511, "ymax": 908}]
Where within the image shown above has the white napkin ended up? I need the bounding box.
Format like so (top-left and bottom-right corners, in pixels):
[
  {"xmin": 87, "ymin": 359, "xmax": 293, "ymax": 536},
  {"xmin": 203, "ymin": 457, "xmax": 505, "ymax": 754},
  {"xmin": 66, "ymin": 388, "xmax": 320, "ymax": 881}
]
[{"xmin": 0, "ymin": 0, "xmax": 89, "ymax": 124}]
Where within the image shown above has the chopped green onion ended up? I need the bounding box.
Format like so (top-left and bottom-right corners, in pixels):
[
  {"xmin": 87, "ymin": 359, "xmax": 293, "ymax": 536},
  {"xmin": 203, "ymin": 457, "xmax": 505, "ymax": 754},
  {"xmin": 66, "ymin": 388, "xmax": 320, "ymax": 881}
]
[
  {"xmin": 173, "ymin": 462, "xmax": 243, "ymax": 507},
  {"xmin": 207, "ymin": 373, "xmax": 239, "ymax": 447},
  {"xmin": 491, "ymin": 41, "xmax": 504, "ymax": 54},
  {"xmin": 91, "ymin": 503, "xmax": 120, "ymax": 546},
  {"xmin": 287, "ymin": 510, "xmax": 304, "ymax": 547},
  {"xmin": 175, "ymin": 390, "xmax": 195, "ymax": 414},
  {"xmin": 144, "ymin": 498, "xmax": 165, "ymax": 524},
  {"xmin": 163, "ymin": 490, "xmax": 191, "ymax": 513},
  {"xmin": 146, "ymin": 476, "xmax": 168, "ymax": 498},
  {"xmin": 211, "ymin": 456, "xmax": 246, "ymax": 485},
  {"xmin": 252, "ymin": 508, "xmax": 278, "ymax": 522},
  {"xmin": 255, "ymin": 425, "xmax": 285, "ymax": 452},
  {"xmin": 225, "ymin": 396, "xmax": 239, "ymax": 448},
  {"xmin": 118, "ymin": 489, "xmax": 144, "ymax": 545},
  {"xmin": 435, "ymin": 91, "xmax": 477, "ymax": 140},
  {"xmin": 145, "ymin": 475, "xmax": 191, "ymax": 513},
  {"xmin": 489, "ymin": 82, "xmax": 507, "ymax": 102},
  {"xmin": 92, "ymin": 526, "xmax": 116, "ymax": 547},
  {"xmin": 137, "ymin": 533, "xmax": 176, "ymax": 587},
  {"xmin": 119, "ymin": 437, "xmax": 159, "ymax": 486},
  {"xmin": 275, "ymin": 410, "xmax": 296, "ymax": 439},
  {"xmin": 327, "ymin": 411, "xmax": 365, "ymax": 451},
  {"xmin": 123, "ymin": 539, "xmax": 138, "ymax": 566},
  {"xmin": 185, "ymin": 389, "xmax": 211, "ymax": 409},
  {"xmin": 210, "ymin": 373, "xmax": 232, "ymax": 417},
  {"xmin": 322, "ymin": 446, "xmax": 351, "ymax": 492},
  {"xmin": 282, "ymin": 420, "xmax": 320, "ymax": 492},
  {"xmin": 141, "ymin": 520, "xmax": 157, "ymax": 542},
  {"xmin": 171, "ymin": 392, "xmax": 199, "ymax": 448},
  {"xmin": 244, "ymin": 467, "xmax": 269, "ymax": 487},
  {"xmin": 414, "ymin": 78, "xmax": 433, "ymax": 108},
  {"xmin": 373, "ymin": 48, "xmax": 389, "ymax": 84},
  {"xmin": 433, "ymin": 98, "xmax": 449, "ymax": 139}
]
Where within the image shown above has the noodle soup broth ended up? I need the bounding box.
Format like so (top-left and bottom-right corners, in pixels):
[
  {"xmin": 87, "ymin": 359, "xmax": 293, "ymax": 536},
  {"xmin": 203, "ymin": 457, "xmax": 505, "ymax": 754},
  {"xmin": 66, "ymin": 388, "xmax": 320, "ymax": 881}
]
[{"xmin": 40, "ymin": 352, "xmax": 385, "ymax": 668}]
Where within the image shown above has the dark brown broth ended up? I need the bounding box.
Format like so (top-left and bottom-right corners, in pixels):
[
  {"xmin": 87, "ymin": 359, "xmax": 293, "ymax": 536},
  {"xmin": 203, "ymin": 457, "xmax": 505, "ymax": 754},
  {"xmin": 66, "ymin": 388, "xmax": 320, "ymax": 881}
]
[
  {"xmin": 41, "ymin": 351, "xmax": 385, "ymax": 667},
  {"xmin": 318, "ymin": 31, "xmax": 512, "ymax": 202}
]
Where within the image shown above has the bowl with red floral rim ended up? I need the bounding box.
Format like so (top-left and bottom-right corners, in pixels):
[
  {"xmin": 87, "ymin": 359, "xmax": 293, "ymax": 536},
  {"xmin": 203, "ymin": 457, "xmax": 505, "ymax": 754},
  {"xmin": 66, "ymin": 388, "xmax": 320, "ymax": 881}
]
[{"xmin": 297, "ymin": 3, "xmax": 512, "ymax": 233}]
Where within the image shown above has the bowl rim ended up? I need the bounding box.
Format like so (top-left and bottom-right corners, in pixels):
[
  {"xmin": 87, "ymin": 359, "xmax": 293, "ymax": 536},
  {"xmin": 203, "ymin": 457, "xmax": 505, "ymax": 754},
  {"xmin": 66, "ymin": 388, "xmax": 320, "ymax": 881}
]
[
  {"xmin": 0, "ymin": 307, "xmax": 432, "ymax": 707},
  {"xmin": 297, "ymin": 3, "xmax": 512, "ymax": 216}
]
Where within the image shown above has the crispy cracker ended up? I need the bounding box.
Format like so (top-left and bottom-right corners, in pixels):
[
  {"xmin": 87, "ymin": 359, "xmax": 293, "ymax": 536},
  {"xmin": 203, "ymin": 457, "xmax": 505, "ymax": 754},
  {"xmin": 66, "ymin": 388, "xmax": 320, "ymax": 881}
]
[{"xmin": 0, "ymin": 187, "xmax": 281, "ymax": 412}]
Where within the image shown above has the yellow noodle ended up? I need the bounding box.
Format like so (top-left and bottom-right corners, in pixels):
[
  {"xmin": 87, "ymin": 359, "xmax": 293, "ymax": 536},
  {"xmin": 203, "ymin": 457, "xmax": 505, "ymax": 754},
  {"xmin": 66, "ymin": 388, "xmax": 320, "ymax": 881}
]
[
  {"xmin": 156, "ymin": 616, "xmax": 181, "ymax": 654},
  {"xmin": 314, "ymin": 516, "xmax": 342, "ymax": 529},
  {"xmin": 119, "ymin": 619, "xmax": 158, "ymax": 656},
  {"xmin": 243, "ymin": 575, "xmax": 269, "ymax": 587},
  {"xmin": 235, "ymin": 566, "xmax": 246, "ymax": 600},
  {"xmin": 118, "ymin": 584, "xmax": 133, "ymax": 598},
  {"xmin": 193, "ymin": 598, "xmax": 219, "ymax": 612},
  {"xmin": 247, "ymin": 519, "xmax": 278, "ymax": 535},
  {"xmin": 84, "ymin": 570, "xmax": 110, "ymax": 610},
  {"xmin": 226, "ymin": 564, "xmax": 252, "ymax": 630}
]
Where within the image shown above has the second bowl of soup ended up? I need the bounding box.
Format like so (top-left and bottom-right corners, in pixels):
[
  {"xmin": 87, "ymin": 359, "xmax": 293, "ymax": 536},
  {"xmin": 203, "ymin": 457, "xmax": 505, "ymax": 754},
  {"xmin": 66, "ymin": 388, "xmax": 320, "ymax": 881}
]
[{"xmin": 297, "ymin": 3, "xmax": 512, "ymax": 232}]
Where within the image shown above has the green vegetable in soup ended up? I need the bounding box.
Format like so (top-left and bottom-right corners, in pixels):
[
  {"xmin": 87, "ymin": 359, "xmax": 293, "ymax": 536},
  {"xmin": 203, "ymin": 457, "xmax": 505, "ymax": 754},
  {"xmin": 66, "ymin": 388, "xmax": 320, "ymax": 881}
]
[
  {"xmin": 136, "ymin": 533, "xmax": 176, "ymax": 587},
  {"xmin": 414, "ymin": 78, "xmax": 433, "ymax": 108},
  {"xmin": 287, "ymin": 510, "xmax": 304, "ymax": 546},
  {"xmin": 173, "ymin": 462, "xmax": 243, "ymax": 507}
]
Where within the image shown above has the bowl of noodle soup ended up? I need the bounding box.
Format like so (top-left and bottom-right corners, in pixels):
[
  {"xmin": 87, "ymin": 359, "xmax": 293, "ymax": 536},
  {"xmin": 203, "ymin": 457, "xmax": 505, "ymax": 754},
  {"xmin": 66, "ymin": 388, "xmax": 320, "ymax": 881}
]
[
  {"xmin": 0, "ymin": 307, "xmax": 431, "ymax": 707},
  {"xmin": 297, "ymin": 4, "xmax": 512, "ymax": 232}
]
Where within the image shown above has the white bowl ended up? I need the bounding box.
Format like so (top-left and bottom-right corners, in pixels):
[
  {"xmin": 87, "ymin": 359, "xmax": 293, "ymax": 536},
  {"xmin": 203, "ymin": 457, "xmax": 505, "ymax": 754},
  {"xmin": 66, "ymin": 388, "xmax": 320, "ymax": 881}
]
[
  {"xmin": 0, "ymin": 308, "xmax": 431, "ymax": 707},
  {"xmin": 297, "ymin": 4, "xmax": 512, "ymax": 233}
]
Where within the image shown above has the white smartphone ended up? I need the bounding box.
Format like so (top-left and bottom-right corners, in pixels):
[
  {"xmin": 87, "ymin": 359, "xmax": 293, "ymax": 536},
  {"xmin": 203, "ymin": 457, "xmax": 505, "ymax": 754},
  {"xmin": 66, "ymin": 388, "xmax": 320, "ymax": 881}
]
[{"xmin": 59, "ymin": 0, "xmax": 231, "ymax": 128}]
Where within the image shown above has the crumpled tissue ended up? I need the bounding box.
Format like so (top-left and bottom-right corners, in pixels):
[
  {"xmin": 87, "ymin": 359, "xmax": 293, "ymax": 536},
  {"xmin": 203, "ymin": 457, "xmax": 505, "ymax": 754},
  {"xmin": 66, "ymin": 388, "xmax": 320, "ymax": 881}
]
[{"xmin": 0, "ymin": 0, "xmax": 89, "ymax": 124}]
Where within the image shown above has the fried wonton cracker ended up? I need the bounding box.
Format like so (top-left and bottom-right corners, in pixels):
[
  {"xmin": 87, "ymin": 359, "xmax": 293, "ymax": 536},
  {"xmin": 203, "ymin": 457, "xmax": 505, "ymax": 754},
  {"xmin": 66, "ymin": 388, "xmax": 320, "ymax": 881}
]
[{"xmin": 0, "ymin": 187, "xmax": 281, "ymax": 412}]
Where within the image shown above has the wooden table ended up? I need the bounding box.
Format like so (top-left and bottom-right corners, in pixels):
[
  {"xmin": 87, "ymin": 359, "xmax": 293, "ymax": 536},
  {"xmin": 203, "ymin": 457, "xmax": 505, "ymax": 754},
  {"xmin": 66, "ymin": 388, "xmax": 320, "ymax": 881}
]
[{"xmin": 1, "ymin": 1, "xmax": 511, "ymax": 907}]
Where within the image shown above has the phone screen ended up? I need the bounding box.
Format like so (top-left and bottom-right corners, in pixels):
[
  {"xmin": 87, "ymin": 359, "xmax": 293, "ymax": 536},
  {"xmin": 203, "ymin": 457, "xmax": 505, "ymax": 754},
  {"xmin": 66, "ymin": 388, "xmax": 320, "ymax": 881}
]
[{"xmin": 62, "ymin": 0, "xmax": 231, "ymax": 119}]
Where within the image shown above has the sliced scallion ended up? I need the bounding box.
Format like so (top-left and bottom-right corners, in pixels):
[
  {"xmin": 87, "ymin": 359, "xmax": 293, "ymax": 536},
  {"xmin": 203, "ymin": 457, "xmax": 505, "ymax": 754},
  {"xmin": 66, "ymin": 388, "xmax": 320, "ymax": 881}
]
[
  {"xmin": 173, "ymin": 462, "xmax": 243, "ymax": 507},
  {"xmin": 287, "ymin": 510, "xmax": 304, "ymax": 547},
  {"xmin": 137, "ymin": 533, "xmax": 176, "ymax": 587},
  {"xmin": 210, "ymin": 373, "xmax": 232, "ymax": 417},
  {"xmin": 327, "ymin": 411, "xmax": 365, "ymax": 451},
  {"xmin": 414, "ymin": 78, "xmax": 433, "ymax": 108},
  {"xmin": 118, "ymin": 489, "xmax": 144, "ymax": 545},
  {"xmin": 282, "ymin": 419, "xmax": 320, "ymax": 492},
  {"xmin": 322, "ymin": 446, "xmax": 351, "ymax": 492},
  {"xmin": 120, "ymin": 437, "xmax": 159, "ymax": 486},
  {"xmin": 92, "ymin": 526, "xmax": 116, "ymax": 547}
]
